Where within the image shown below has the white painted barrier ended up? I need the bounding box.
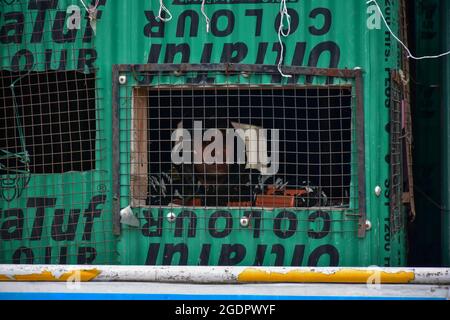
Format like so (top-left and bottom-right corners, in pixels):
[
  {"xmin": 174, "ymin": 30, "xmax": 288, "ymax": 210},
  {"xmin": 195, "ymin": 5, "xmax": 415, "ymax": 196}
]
[{"xmin": 1, "ymin": 265, "xmax": 450, "ymax": 284}]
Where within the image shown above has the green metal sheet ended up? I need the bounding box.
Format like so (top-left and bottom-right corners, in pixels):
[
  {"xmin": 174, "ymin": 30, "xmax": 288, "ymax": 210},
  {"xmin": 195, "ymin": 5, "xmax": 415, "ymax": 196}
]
[{"xmin": 0, "ymin": 0, "xmax": 404, "ymax": 266}]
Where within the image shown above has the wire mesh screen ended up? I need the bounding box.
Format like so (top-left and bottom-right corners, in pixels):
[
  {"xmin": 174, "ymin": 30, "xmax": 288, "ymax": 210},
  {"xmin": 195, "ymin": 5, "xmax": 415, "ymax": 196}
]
[
  {"xmin": 390, "ymin": 73, "xmax": 405, "ymax": 235},
  {"xmin": 144, "ymin": 87, "xmax": 353, "ymax": 208},
  {"xmin": 116, "ymin": 65, "xmax": 364, "ymax": 229},
  {"xmin": 0, "ymin": 70, "xmax": 96, "ymax": 175},
  {"xmin": 0, "ymin": 0, "xmax": 113, "ymax": 265}
]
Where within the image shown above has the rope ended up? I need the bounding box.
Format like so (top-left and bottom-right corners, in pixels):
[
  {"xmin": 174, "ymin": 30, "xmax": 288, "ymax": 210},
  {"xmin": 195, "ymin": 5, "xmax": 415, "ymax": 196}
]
[
  {"xmin": 277, "ymin": 0, "xmax": 292, "ymax": 78},
  {"xmin": 201, "ymin": 0, "xmax": 210, "ymax": 33},
  {"xmin": 367, "ymin": 0, "xmax": 450, "ymax": 60},
  {"xmin": 79, "ymin": 0, "xmax": 100, "ymax": 22},
  {"xmin": 156, "ymin": 0, "xmax": 172, "ymax": 22}
]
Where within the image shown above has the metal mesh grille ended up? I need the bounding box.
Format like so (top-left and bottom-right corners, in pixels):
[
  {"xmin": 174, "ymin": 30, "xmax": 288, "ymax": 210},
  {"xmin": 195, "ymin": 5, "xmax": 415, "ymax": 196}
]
[
  {"xmin": 0, "ymin": 0, "xmax": 113, "ymax": 265},
  {"xmin": 390, "ymin": 72, "xmax": 405, "ymax": 235},
  {"xmin": 143, "ymin": 87, "xmax": 353, "ymax": 208},
  {"xmin": 116, "ymin": 65, "xmax": 364, "ymax": 237},
  {"xmin": 0, "ymin": 70, "xmax": 96, "ymax": 175}
]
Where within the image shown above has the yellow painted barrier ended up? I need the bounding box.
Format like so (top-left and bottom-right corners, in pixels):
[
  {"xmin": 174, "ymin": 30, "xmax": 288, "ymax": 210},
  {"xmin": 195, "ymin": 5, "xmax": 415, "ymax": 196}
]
[{"xmin": 237, "ymin": 268, "xmax": 415, "ymax": 284}]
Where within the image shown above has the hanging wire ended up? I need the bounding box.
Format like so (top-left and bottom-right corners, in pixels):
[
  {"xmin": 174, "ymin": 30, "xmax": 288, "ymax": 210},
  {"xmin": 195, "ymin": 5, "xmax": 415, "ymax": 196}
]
[
  {"xmin": 277, "ymin": 0, "xmax": 292, "ymax": 78},
  {"xmin": 201, "ymin": 0, "xmax": 210, "ymax": 33},
  {"xmin": 367, "ymin": 0, "xmax": 450, "ymax": 60},
  {"xmin": 0, "ymin": 69, "xmax": 33, "ymax": 201},
  {"xmin": 79, "ymin": 0, "xmax": 100, "ymax": 21},
  {"xmin": 156, "ymin": 0, "xmax": 172, "ymax": 22}
]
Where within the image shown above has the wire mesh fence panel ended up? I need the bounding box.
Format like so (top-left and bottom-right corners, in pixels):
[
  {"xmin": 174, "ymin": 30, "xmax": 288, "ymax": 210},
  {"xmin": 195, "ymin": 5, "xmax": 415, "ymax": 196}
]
[
  {"xmin": 0, "ymin": 0, "xmax": 114, "ymax": 265},
  {"xmin": 115, "ymin": 64, "xmax": 366, "ymax": 266},
  {"xmin": 390, "ymin": 72, "xmax": 405, "ymax": 235}
]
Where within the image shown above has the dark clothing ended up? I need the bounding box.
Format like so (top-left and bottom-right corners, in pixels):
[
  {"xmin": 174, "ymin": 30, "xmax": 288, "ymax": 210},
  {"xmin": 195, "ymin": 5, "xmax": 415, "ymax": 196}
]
[
  {"xmin": 148, "ymin": 163, "xmax": 327, "ymax": 208},
  {"xmin": 148, "ymin": 164, "xmax": 259, "ymax": 206}
]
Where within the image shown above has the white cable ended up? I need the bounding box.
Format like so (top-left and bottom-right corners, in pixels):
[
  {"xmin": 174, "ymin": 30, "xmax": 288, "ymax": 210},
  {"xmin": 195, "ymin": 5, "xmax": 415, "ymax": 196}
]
[
  {"xmin": 201, "ymin": 0, "xmax": 210, "ymax": 33},
  {"xmin": 156, "ymin": 0, "xmax": 172, "ymax": 22},
  {"xmin": 79, "ymin": 0, "xmax": 99, "ymax": 12},
  {"xmin": 79, "ymin": 0, "xmax": 89, "ymax": 12},
  {"xmin": 367, "ymin": 0, "xmax": 450, "ymax": 60},
  {"xmin": 79, "ymin": 0, "xmax": 99, "ymax": 20},
  {"xmin": 277, "ymin": 0, "xmax": 292, "ymax": 78}
]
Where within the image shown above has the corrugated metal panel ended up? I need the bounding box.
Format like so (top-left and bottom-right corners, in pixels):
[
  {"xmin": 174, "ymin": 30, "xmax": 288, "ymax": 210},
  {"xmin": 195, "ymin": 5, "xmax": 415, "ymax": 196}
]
[{"xmin": 0, "ymin": 0, "xmax": 403, "ymax": 266}]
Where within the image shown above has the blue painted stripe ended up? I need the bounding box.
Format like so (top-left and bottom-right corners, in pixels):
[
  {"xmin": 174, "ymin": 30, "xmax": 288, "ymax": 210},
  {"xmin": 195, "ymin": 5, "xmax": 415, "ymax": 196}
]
[{"xmin": 0, "ymin": 292, "xmax": 445, "ymax": 301}]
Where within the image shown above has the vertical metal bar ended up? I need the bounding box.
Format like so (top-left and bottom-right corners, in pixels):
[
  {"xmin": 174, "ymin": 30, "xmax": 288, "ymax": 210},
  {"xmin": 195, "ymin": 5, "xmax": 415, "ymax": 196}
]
[
  {"xmin": 441, "ymin": 0, "xmax": 450, "ymax": 266},
  {"xmin": 355, "ymin": 70, "xmax": 367, "ymax": 238},
  {"xmin": 112, "ymin": 65, "xmax": 121, "ymax": 235}
]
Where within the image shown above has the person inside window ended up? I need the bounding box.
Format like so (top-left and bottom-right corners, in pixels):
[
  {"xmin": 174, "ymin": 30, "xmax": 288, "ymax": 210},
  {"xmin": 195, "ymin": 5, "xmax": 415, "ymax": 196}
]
[{"xmin": 148, "ymin": 117, "xmax": 327, "ymax": 207}]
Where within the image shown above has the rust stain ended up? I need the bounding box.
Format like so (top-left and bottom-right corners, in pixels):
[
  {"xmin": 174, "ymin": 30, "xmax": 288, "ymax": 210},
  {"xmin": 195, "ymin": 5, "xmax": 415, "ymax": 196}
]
[
  {"xmin": 0, "ymin": 269, "xmax": 101, "ymax": 282},
  {"xmin": 238, "ymin": 268, "xmax": 415, "ymax": 284}
]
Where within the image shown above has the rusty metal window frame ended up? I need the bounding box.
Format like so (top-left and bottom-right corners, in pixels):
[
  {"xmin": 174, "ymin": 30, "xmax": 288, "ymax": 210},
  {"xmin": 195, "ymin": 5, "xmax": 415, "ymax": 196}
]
[{"xmin": 112, "ymin": 63, "xmax": 366, "ymax": 237}]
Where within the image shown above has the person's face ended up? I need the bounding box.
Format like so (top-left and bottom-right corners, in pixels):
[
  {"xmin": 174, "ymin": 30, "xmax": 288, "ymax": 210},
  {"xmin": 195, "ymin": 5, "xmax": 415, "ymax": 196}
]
[{"xmin": 194, "ymin": 142, "xmax": 229, "ymax": 177}]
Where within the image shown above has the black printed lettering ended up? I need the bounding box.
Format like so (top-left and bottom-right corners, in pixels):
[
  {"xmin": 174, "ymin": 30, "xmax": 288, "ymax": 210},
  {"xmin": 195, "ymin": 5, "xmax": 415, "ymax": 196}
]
[
  {"xmin": 164, "ymin": 43, "xmax": 190, "ymax": 63},
  {"xmin": 0, "ymin": 12, "xmax": 24, "ymax": 44},
  {"xmin": 187, "ymin": 43, "xmax": 214, "ymax": 84},
  {"xmin": 208, "ymin": 211, "xmax": 232, "ymax": 238},
  {"xmin": 45, "ymin": 246, "xmax": 52, "ymax": 264},
  {"xmin": 308, "ymin": 244, "xmax": 339, "ymax": 266},
  {"xmin": 44, "ymin": 246, "xmax": 67, "ymax": 264},
  {"xmin": 82, "ymin": 195, "xmax": 106, "ymax": 241},
  {"xmin": 271, "ymin": 244, "xmax": 285, "ymax": 266},
  {"xmin": 12, "ymin": 246, "xmax": 34, "ymax": 264},
  {"xmin": 174, "ymin": 210, "xmax": 197, "ymax": 238},
  {"xmin": 288, "ymin": 42, "xmax": 307, "ymax": 84},
  {"xmin": 218, "ymin": 244, "xmax": 245, "ymax": 266},
  {"xmin": 148, "ymin": 44, "xmax": 162, "ymax": 63},
  {"xmin": 255, "ymin": 42, "xmax": 268, "ymax": 64},
  {"xmin": 220, "ymin": 42, "xmax": 248, "ymax": 63},
  {"xmin": 144, "ymin": 11, "xmax": 164, "ymax": 37},
  {"xmin": 142, "ymin": 209, "xmax": 163, "ymax": 237},
  {"xmin": 30, "ymin": 6, "xmax": 52, "ymax": 43},
  {"xmin": 163, "ymin": 243, "xmax": 188, "ymax": 265},
  {"xmin": 77, "ymin": 247, "xmax": 97, "ymax": 264},
  {"xmin": 82, "ymin": 10, "xmax": 103, "ymax": 43},
  {"xmin": 77, "ymin": 48, "xmax": 97, "ymax": 73},
  {"xmin": 51, "ymin": 209, "xmax": 81, "ymax": 241},
  {"xmin": 211, "ymin": 10, "xmax": 234, "ymax": 37},
  {"xmin": 176, "ymin": 10, "xmax": 199, "ymax": 37},
  {"xmin": 0, "ymin": 209, "xmax": 24, "ymax": 240},
  {"xmin": 200, "ymin": 43, "xmax": 213, "ymax": 63},
  {"xmin": 273, "ymin": 211, "xmax": 297, "ymax": 239},
  {"xmin": 199, "ymin": 244, "xmax": 211, "ymax": 265},
  {"xmin": 274, "ymin": 8, "xmax": 299, "ymax": 35},
  {"xmin": 59, "ymin": 246, "xmax": 68, "ymax": 264},
  {"xmin": 45, "ymin": 49, "xmax": 67, "ymax": 70},
  {"xmin": 28, "ymin": 0, "xmax": 58, "ymax": 10},
  {"xmin": 253, "ymin": 244, "xmax": 267, "ymax": 266},
  {"xmin": 245, "ymin": 9, "xmax": 262, "ymax": 37},
  {"xmin": 52, "ymin": 11, "xmax": 77, "ymax": 43},
  {"xmin": 11, "ymin": 49, "xmax": 34, "ymax": 72},
  {"xmin": 309, "ymin": 8, "xmax": 332, "ymax": 36},
  {"xmin": 247, "ymin": 210, "xmax": 262, "ymax": 238},
  {"xmin": 291, "ymin": 245, "xmax": 305, "ymax": 266},
  {"xmin": 27, "ymin": 197, "xmax": 57, "ymax": 241},
  {"xmin": 306, "ymin": 41, "xmax": 340, "ymax": 84},
  {"xmin": 145, "ymin": 243, "xmax": 160, "ymax": 265},
  {"xmin": 138, "ymin": 44, "xmax": 162, "ymax": 84},
  {"xmin": 307, "ymin": 211, "xmax": 331, "ymax": 239}
]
